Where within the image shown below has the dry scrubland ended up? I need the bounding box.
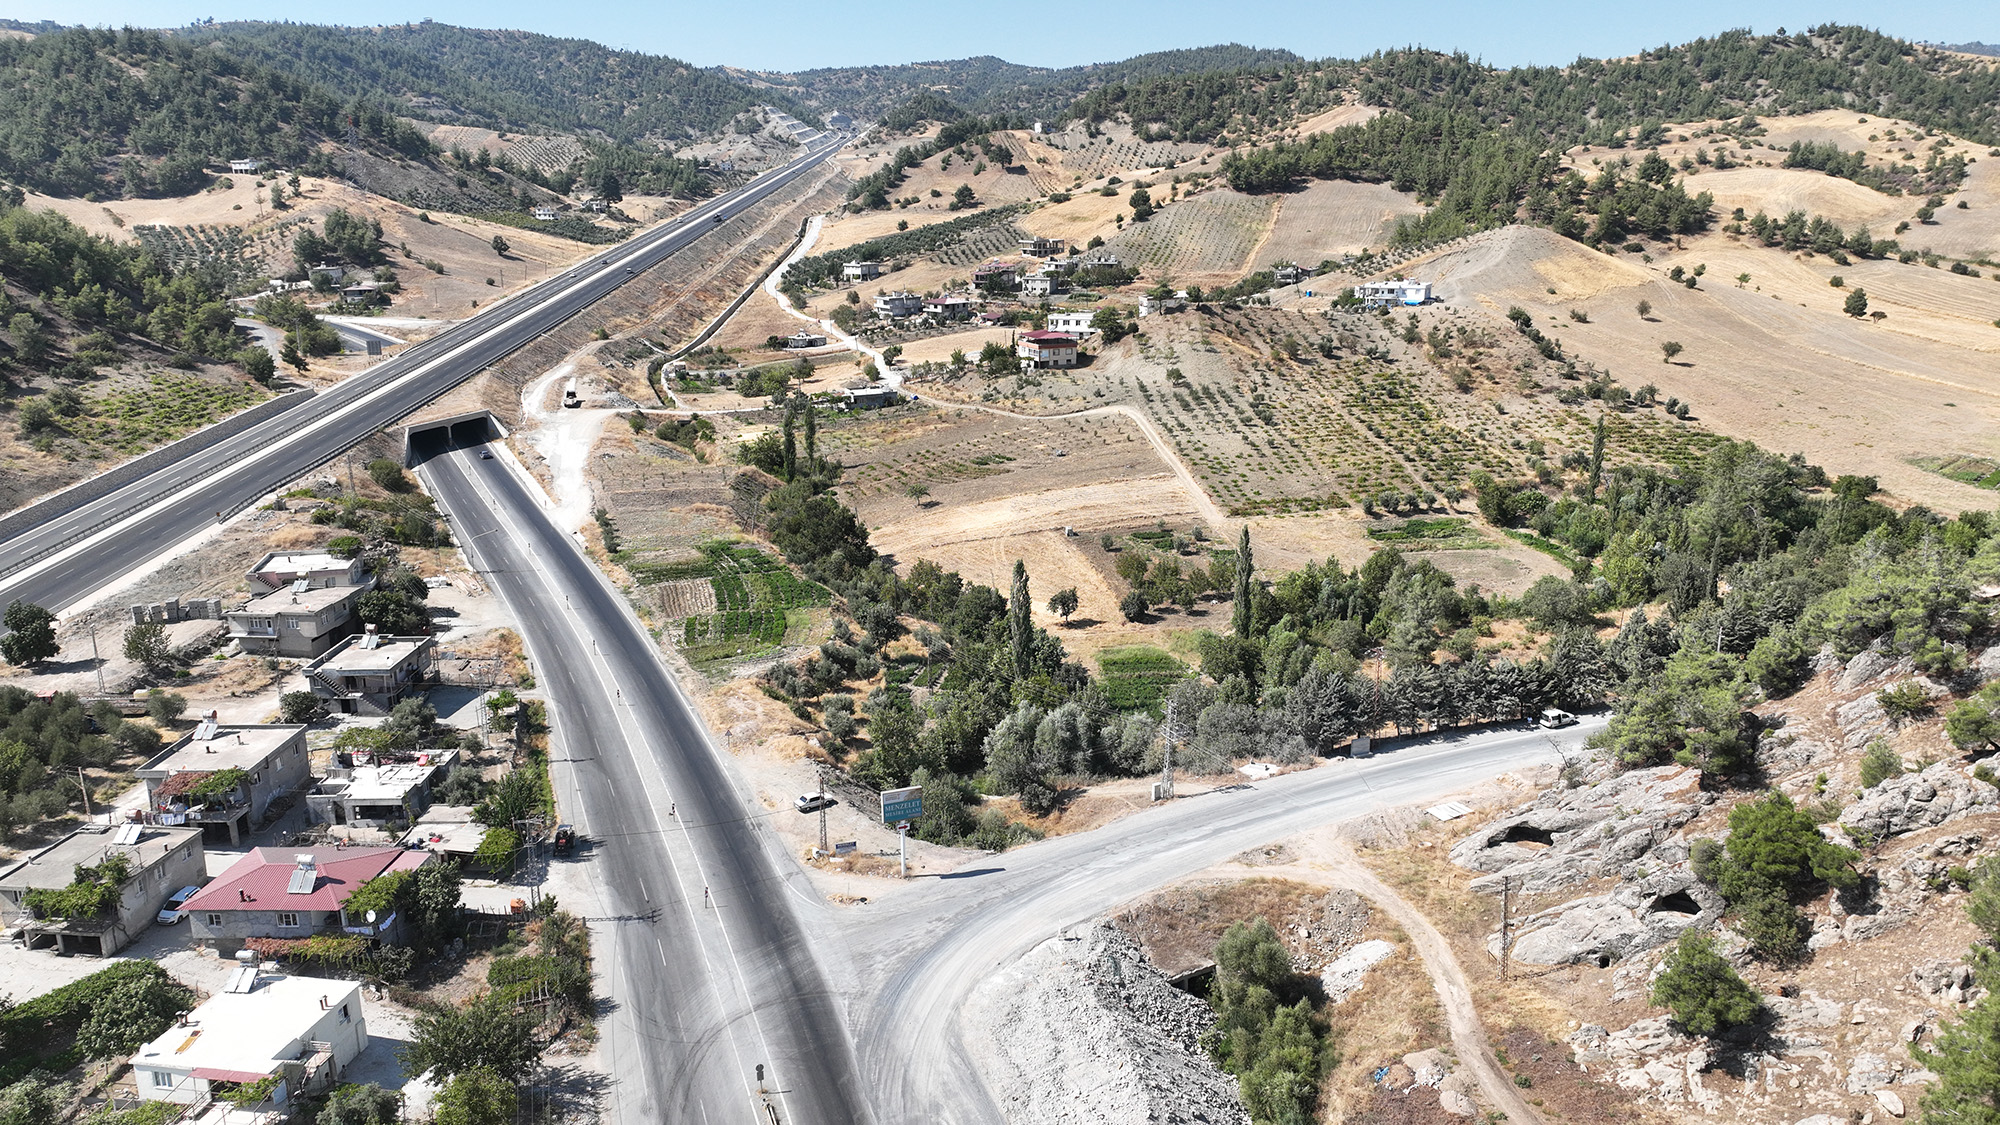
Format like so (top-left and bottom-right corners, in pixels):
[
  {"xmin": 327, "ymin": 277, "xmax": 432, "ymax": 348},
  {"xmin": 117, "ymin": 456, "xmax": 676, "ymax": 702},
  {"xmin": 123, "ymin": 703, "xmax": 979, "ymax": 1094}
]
[{"xmin": 1408, "ymin": 222, "xmax": 2000, "ymax": 511}]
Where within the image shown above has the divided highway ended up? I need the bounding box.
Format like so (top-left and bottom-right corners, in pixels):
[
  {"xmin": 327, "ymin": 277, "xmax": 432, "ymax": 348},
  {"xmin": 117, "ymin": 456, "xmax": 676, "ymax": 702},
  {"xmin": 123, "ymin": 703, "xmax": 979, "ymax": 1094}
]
[
  {"xmin": 417, "ymin": 435, "xmax": 870, "ymax": 1125},
  {"xmin": 0, "ymin": 131, "xmax": 843, "ymax": 621}
]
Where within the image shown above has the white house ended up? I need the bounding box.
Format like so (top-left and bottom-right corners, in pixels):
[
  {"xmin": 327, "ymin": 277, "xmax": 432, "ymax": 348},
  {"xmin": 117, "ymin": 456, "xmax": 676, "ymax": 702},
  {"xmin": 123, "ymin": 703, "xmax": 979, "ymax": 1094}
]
[
  {"xmin": 138, "ymin": 721, "xmax": 311, "ymax": 845},
  {"xmin": 0, "ymin": 824, "xmax": 205, "ymax": 957},
  {"xmin": 841, "ymin": 260, "xmax": 884, "ymax": 283},
  {"xmin": 1019, "ymin": 273, "xmax": 1056, "ymax": 298},
  {"xmin": 1045, "ymin": 310, "xmax": 1097, "ymax": 336},
  {"xmin": 247, "ymin": 552, "xmax": 367, "ymax": 592},
  {"xmin": 228, "ymin": 159, "xmax": 266, "ymax": 174},
  {"xmin": 872, "ymin": 291, "xmax": 923, "ymax": 319},
  {"xmin": 1357, "ymin": 279, "xmax": 1432, "ymax": 308},
  {"xmin": 785, "ymin": 330, "xmax": 828, "ymax": 349},
  {"xmin": 132, "ymin": 972, "xmax": 368, "ymax": 1110},
  {"xmin": 532, "ymin": 206, "xmax": 558, "ymax": 221}
]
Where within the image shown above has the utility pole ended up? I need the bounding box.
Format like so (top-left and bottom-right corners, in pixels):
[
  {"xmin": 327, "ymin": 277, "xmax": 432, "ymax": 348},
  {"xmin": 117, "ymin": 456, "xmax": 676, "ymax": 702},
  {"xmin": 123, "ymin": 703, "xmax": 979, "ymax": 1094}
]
[
  {"xmin": 1157, "ymin": 699, "xmax": 1179, "ymax": 801},
  {"xmin": 1499, "ymin": 873, "xmax": 1512, "ymax": 981},
  {"xmin": 76, "ymin": 768, "xmax": 92, "ymax": 819},
  {"xmin": 816, "ymin": 763, "xmax": 828, "ymax": 857},
  {"xmin": 85, "ymin": 612, "xmax": 105, "ymax": 697}
]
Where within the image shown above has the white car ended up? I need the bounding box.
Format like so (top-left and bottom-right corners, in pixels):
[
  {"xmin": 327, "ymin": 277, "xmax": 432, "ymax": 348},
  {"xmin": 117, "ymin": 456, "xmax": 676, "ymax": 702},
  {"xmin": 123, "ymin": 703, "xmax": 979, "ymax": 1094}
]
[
  {"xmin": 156, "ymin": 886, "xmax": 201, "ymax": 924},
  {"xmin": 1538, "ymin": 708, "xmax": 1577, "ymax": 729},
  {"xmin": 795, "ymin": 793, "xmax": 836, "ymax": 814}
]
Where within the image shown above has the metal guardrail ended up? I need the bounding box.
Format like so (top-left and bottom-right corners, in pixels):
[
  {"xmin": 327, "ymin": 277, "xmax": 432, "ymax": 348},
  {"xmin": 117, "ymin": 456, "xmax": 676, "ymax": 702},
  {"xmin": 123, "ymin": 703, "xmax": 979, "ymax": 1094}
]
[{"xmin": 0, "ymin": 138, "xmax": 848, "ymax": 592}]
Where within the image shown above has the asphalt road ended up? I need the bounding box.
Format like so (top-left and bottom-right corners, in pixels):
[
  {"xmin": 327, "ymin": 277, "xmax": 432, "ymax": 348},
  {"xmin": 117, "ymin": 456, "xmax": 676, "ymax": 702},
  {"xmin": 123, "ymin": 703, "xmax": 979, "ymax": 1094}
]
[
  {"xmin": 417, "ymin": 435, "xmax": 871, "ymax": 1125},
  {"xmin": 0, "ymin": 131, "xmax": 843, "ymax": 621},
  {"xmin": 837, "ymin": 716, "xmax": 1605, "ymax": 1125}
]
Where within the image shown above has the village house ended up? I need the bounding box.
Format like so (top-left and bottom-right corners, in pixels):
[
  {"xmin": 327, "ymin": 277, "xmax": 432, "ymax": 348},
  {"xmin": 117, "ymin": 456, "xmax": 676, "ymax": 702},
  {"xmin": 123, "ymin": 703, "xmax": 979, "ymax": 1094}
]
[
  {"xmin": 337, "ymin": 280, "xmax": 382, "ymax": 306},
  {"xmin": 1139, "ymin": 293, "xmax": 1187, "ymax": 317},
  {"xmin": 1045, "ymin": 310, "xmax": 1097, "ymax": 336},
  {"xmin": 138, "ymin": 720, "xmax": 310, "ymax": 846},
  {"xmin": 1273, "ymin": 263, "xmax": 1313, "ymax": 286},
  {"xmin": 247, "ymin": 551, "xmax": 368, "ymax": 592},
  {"xmin": 227, "ymin": 581, "xmax": 371, "ymax": 659},
  {"xmin": 1016, "ymin": 330, "xmax": 1079, "ymax": 369},
  {"xmin": 1019, "ymin": 273, "xmax": 1057, "ymax": 299},
  {"xmin": 1019, "ymin": 235, "xmax": 1066, "ymax": 257},
  {"xmin": 182, "ymin": 847, "xmax": 433, "ymax": 955},
  {"xmin": 581, "ymin": 199, "xmax": 608, "ymax": 213},
  {"xmin": 922, "ymin": 295, "xmax": 973, "ymax": 321},
  {"xmin": 306, "ymin": 750, "xmax": 459, "ymax": 830},
  {"xmin": 531, "ymin": 205, "xmax": 558, "ymax": 221},
  {"xmin": 306, "ymin": 264, "xmax": 345, "ymax": 285},
  {"xmin": 131, "ymin": 971, "xmax": 368, "ymax": 1110},
  {"xmin": 841, "ymin": 260, "xmax": 884, "ymax": 283},
  {"xmin": 785, "ymin": 330, "xmax": 828, "ymax": 349},
  {"xmin": 1357, "ymin": 279, "xmax": 1433, "ymax": 308},
  {"xmin": 972, "ymin": 261, "xmax": 1019, "ymax": 292},
  {"xmin": 0, "ymin": 824, "xmax": 205, "ymax": 957},
  {"xmin": 400, "ymin": 805, "xmax": 486, "ymax": 863},
  {"xmin": 302, "ymin": 628, "xmax": 436, "ymax": 715},
  {"xmin": 228, "ymin": 159, "xmax": 266, "ymax": 174},
  {"xmin": 842, "ymin": 385, "xmax": 897, "ymax": 409},
  {"xmin": 872, "ymin": 291, "xmax": 923, "ymax": 320}
]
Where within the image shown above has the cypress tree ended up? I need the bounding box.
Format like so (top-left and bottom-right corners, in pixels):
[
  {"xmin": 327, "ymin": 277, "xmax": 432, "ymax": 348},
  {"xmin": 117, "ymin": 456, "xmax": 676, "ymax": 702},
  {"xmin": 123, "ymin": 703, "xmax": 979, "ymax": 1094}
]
[
  {"xmin": 781, "ymin": 405, "xmax": 797, "ymax": 481},
  {"xmin": 1009, "ymin": 560, "xmax": 1032, "ymax": 679},
  {"xmin": 1588, "ymin": 412, "xmax": 1606, "ymax": 499},
  {"xmin": 803, "ymin": 398, "xmax": 818, "ymax": 464},
  {"xmin": 1231, "ymin": 526, "xmax": 1254, "ymax": 639}
]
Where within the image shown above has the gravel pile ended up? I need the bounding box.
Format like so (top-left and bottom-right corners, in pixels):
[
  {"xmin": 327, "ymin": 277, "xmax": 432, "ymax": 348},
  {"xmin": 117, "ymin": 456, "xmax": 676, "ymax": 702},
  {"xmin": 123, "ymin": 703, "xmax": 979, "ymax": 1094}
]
[{"xmin": 965, "ymin": 922, "xmax": 1248, "ymax": 1124}]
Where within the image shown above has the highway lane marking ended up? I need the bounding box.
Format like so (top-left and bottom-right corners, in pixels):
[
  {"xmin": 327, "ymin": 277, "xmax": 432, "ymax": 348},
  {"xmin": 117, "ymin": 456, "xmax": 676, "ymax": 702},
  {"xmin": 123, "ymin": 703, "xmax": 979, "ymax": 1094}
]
[
  {"xmin": 3, "ymin": 138, "xmax": 845, "ymax": 615},
  {"xmin": 439, "ymin": 448, "xmax": 778, "ymax": 1125}
]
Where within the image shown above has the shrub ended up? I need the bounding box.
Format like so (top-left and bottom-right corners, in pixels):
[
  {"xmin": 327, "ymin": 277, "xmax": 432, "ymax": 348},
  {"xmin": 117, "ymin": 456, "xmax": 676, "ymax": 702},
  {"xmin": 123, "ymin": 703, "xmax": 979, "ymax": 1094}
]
[
  {"xmin": 1651, "ymin": 931, "xmax": 1761, "ymax": 1035},
  {"xmin": 279, "ymin": 691, "xmax": 327, "ymax": 724},
  {"xmin": 1859, "ymin": 740, "xmax": 1905, "ymax": 789},
  {"xmin": 366, "ymin": 459, "xmax": 412, "ymax": 493}
]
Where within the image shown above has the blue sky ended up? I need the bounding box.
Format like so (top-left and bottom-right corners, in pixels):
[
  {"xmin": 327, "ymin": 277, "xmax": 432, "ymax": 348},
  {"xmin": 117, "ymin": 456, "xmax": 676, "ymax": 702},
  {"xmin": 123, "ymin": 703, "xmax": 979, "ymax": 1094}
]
[{"xmin": 10, "ymin": 0, "xmax": 1993, "ymax": 72}]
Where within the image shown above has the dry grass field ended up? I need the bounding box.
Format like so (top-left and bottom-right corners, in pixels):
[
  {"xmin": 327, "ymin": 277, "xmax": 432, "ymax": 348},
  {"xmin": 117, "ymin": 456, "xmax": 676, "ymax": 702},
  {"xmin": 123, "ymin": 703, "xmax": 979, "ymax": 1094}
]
[
  {"xmin": 1406, "ymin": 223, "xmax": 2000, "ymax": 511},
  {"xmin": 1255, "ymin": 180, "xmax": 1428, "ymax": 267}
]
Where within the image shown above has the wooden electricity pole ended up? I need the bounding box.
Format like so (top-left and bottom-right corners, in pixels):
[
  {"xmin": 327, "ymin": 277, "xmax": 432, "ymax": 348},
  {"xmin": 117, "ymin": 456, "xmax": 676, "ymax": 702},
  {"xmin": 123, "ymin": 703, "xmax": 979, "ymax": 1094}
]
[{"xmin": 1499, "ymin": 874, "xmax": 1512, "ymax": 981}]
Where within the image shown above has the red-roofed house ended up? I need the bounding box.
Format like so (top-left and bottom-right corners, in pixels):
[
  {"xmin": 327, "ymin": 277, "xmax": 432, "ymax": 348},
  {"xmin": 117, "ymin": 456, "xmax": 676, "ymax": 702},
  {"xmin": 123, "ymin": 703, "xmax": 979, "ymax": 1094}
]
[
  {"xmin": 1016, "ymin": 330, "xmax": 1079, "ymax": 369},
  {"xmin": 183, "ymin": 847, "xmax": 433, "ymax": 956}
]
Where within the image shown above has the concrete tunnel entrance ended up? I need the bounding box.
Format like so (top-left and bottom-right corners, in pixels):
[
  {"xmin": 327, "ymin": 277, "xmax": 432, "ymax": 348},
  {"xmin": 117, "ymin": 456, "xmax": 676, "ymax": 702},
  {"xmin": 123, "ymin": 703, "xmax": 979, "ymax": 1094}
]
[{"xmin": 403, "ymin": 411, "xmax": 508, "ymax": 465}]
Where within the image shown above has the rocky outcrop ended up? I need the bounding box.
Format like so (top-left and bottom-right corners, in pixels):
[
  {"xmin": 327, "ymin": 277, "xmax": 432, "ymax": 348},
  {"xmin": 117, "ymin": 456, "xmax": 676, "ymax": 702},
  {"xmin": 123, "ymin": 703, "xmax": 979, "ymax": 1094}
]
[
  {"xmin": 1320, "ymin": 939, "xmax": 1396, "ymax": 1005},
  {"xmin": 1837, "ymin": 764, "xmax": 1998, "ymax": 842},
  {"xmin": 1451, "ymin": 766, "xmax": 1713, "ymax": 894},
  {"xmin": 1496, "ymin": 868, "xmax": 1724, "ymax": 966}
]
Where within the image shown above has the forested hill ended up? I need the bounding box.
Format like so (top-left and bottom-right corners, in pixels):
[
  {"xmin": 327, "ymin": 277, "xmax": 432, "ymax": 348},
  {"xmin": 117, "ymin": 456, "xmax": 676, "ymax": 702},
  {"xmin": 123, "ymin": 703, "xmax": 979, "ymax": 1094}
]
[
  {"xmin": 766, "ymin": 44, "xmax": 1301, "ymax": 120},
  {"xmin": 175, "ymin": 21, "xmax": 817, "ymax": 143},
  {"xmin": 1068, "ymin": 26, "xmax": 2000, "ymax": 150},
  {"xmin": 0, "ymin": 27, "xmax": 431, "ymax": 199}
]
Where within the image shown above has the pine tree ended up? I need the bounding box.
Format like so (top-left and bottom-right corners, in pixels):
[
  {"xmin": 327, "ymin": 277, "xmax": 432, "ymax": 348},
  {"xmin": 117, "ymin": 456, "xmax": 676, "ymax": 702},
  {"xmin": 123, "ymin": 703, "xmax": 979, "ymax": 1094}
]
[
  {"xmin": 1232, "ymin": 526, "xmax": 1254, "ymax": 639},
  {"xmin": 1650, "ymin": 930, "xmax": 1761, "ymax": 1035},
  {"xmin": 1919, "ymin": 947, "xmax": 2000, "ymax": 1120},
  {"xmin": 803, "ymin": 398, "xmax": 817, "ymax": 463},
  {"xmin": 1009, "ymin": 560, "xmax": 1032, "ymax": 679}
]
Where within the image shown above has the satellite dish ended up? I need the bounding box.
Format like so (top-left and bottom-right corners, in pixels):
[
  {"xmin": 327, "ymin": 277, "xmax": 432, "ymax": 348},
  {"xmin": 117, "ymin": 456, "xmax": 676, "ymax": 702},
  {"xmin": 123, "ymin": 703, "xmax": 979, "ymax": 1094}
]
[{"xmin": 366, "ymin": 910, "xmax": 377, "ymax": 924}]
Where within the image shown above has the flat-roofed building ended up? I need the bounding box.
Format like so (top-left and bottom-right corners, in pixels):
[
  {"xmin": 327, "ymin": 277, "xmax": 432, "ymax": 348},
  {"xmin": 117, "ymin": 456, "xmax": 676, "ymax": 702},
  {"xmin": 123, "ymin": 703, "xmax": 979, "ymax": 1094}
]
[
  {"xmin": 0, "ymin": 823, "xmax": 205, "ymax": 956},
  {"xmin": 131, "ymin": 972, "xmax": 367, "ymax": 1109},
  {"xmin": 247, "ymin": 552, "xmax": 367, "ymax": 591},
  {"xmin": 227, "ymin": 582, "xmax": 370, "ymax": 658},
  {"xmin": 307, "ymin": 751, "xmax": 458, "ymax": 829},
  {"xmin": 138, "ymin": 720, "xmax": 310, "ymax": 845},
  {"xmin": 302, "ymin": 628, "xmax": 435, "ymax": 715}
]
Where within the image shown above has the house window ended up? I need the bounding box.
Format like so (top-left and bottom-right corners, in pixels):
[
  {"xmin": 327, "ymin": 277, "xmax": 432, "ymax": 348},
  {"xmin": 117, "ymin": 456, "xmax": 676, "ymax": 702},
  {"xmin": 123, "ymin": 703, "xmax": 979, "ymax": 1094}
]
[
  {"xmin": 152, "ymin": 1071, "xmax": 174, "ymax": 1088},
  {"xmin": 277, "ymin": 912, "xmax": 300, "ymax": 928},
  {"xmin": 205, "ymin": 914, "xmax": 222, "ymax": 927},
  {"xmin": 338, "ymin": 1003, "xmax": 351, "ymax": 1024},
  {"xmin": 287, "ymin": 619, "xmax": 301, "ymax": 630}
]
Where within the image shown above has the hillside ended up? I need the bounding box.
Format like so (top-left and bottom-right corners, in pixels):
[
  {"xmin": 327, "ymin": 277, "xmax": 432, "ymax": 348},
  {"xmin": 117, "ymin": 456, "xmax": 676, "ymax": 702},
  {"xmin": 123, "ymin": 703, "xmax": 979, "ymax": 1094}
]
[
  {"xmin": 176, "ymin": 21, "xmax": 817, "ymax": 143},
  {"xmin": 762, "ymin": 44, "xmax": 1302, "ymax": 120}
]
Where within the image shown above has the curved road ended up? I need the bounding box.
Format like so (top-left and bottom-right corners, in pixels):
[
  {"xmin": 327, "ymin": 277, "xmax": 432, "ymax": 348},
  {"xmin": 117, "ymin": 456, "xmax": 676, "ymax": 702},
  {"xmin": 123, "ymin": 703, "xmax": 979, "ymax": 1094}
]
[{"xmin": 0, "ymin": 130, "xmax": 844, "ymax": 620}]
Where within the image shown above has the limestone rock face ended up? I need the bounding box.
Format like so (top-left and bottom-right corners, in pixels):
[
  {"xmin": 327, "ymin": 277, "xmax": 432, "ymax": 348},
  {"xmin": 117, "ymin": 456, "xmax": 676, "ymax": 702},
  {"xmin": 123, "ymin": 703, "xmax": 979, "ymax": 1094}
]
[
  {"xmin": 1497, "ymin": 868, "xmax": 1724, "ymax": 966},
  {"xmin": 1451, "ymin": 765, "xmax": 1713, "ymax": 893},
  {"xmin": 1837, "ymin": 763, "xmax": 1998, "ymax": 842}
]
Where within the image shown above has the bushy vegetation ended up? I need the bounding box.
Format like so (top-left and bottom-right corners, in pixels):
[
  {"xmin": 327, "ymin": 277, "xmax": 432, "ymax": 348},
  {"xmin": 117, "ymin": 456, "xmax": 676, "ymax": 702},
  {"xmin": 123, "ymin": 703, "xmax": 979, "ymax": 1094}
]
[
  {"xmin": 1205, "ymin": 918, "xmax": 1333, "ymax": 1124},
  {"xmin": 0, "ymin": 961, "xmax": 193, "ymax": 1085},
  {"xmin": 1692, "ymin": 793, "xmax": 1859, "ymax": 962},
  {"xmin": 1650, "ymin": 930, "xmax": 1761, "ymax": 1035},
  {"xmin": 0, "ymin": 27, "xmax": 428, "ymax": 199},
  {"xmin": 179, "ymin": 20, "xmax": 814, "ymax": 144},
  {"xmin": 0, "ymin": 686, "xmax": 164, "ymax": 839}
]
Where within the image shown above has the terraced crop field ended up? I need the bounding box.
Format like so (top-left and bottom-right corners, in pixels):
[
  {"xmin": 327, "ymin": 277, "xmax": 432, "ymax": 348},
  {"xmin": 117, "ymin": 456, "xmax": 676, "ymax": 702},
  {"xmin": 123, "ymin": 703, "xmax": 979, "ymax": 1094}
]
[
  {"xmin": 1096, "ymin": 644, "xmax": 1190, "ymax": 711},
  {"xmin": 630, "ymin": 539, "xmax": 830, "ymax": 663},
  {"xmin": 1103, "ymin": 190, "xmax": 1276, "ymax": 277},
  {"xmin": 70, "ymin": 374, "xmax": 267, "ymax": 455},
  {"xmin": 132, "ymin": 219, "xmax": 307, "ymax": 287}
]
